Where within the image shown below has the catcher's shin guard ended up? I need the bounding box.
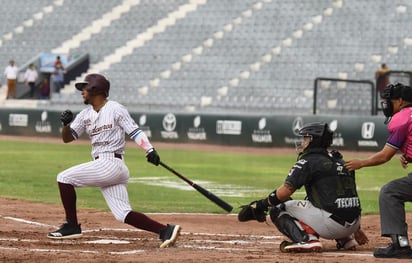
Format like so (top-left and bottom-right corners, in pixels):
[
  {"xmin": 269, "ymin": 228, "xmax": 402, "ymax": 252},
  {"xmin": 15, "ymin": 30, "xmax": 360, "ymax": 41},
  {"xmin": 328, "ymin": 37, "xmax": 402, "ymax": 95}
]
[{"xmin": 271, "ymin": 213, "xmax": 310, "ymax": 243}]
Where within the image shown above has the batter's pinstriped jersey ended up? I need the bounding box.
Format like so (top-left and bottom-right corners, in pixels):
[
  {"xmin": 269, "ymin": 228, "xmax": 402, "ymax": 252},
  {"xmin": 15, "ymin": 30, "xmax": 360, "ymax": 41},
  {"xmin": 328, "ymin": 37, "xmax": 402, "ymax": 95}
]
[{"xmin": 70, "ymin": 100, "xmax": 147, "ymax": 158}]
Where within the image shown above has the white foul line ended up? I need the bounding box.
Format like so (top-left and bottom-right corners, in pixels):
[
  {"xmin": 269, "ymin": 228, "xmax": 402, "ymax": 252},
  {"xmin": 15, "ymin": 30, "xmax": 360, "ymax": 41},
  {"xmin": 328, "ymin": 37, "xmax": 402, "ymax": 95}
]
[
  {"xmin": 0, "ymin": 215, "xmax": 56, "ymax": 228},
  {"xmin": 0, "ymin": 214, "xmax": 374, "ymax": 258}
]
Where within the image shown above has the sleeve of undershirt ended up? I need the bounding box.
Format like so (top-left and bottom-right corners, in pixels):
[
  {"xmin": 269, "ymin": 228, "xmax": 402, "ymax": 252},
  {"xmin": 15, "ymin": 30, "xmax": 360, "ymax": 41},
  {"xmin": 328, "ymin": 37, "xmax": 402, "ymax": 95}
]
[{"xmin": 116, "ymin": 104, "xmax": 154, "ymax": 152}]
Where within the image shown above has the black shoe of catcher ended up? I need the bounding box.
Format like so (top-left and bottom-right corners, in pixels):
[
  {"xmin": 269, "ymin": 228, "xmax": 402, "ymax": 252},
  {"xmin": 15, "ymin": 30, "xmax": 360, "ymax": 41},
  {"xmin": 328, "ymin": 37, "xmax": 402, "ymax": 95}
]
[
  {"xmin": 48, "ymin": 222, "xmax": 82, "ymax": 239},
  {"xmin": 374, "ymin": 243, "xmax": 412, "ymax": 259},
  {"xmin": 159, "ymin": 224, "xmax": 181, "ymax": 248}
]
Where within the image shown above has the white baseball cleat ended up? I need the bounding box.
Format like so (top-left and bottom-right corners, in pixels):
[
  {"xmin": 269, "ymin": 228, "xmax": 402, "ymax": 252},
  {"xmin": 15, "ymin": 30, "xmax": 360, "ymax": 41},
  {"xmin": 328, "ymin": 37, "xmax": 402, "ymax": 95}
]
[{"xmin": 280, "ymin": 239, "xmax": 322, "ymax": 252}]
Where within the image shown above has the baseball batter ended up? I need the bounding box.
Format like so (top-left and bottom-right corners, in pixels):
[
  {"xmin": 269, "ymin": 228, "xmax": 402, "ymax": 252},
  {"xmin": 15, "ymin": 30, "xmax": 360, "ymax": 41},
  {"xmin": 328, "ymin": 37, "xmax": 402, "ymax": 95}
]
[
  {"xmin": 47, "ymin": 73, "xmax": 180, "ymax": 248},
  {"xmin": 238, "ymin": 122, "xmax": 367, "ymax": 252},
  {"xmin": 345, "ymin": 83, "xmax": 412, "ymax": 259}
]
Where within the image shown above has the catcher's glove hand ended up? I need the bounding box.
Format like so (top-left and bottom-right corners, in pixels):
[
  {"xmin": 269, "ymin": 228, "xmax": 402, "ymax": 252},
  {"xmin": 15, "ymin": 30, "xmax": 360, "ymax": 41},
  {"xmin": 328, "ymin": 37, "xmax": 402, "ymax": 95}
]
[
  {"xmin": 238, "ymin": 200, "xmax": 267, "ymax": 222},
  {"xmin": 354, "ymin": 228, "xmax": 369, "ymax": 245}
]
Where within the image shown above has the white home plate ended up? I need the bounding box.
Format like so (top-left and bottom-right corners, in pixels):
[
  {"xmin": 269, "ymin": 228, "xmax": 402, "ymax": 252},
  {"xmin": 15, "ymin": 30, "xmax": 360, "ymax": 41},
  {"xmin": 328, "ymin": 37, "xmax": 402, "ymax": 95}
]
[{"xmin": 85, "ymin": 239, "xmax": 130, "ymax": 244}]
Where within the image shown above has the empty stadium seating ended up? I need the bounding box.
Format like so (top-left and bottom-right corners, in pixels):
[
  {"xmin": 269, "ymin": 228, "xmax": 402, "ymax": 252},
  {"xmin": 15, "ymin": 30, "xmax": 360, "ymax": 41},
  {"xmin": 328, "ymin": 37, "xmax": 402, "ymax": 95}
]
[{"xmin": 0, "ymin": 0, "xmax": 411, "ymax": 115}]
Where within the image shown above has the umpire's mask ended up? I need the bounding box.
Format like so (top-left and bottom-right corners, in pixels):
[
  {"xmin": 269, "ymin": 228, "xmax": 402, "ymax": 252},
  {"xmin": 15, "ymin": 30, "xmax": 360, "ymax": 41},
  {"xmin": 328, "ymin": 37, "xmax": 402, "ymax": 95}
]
[{"xmin": 381, "ymin": 83, "xmax": 404, "ymax": 124}]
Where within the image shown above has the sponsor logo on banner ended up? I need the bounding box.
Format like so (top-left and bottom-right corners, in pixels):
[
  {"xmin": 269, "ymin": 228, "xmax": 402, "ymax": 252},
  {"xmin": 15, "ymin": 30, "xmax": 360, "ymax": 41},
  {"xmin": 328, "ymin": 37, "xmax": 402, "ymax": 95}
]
[
  {"xmin": 284, "ymin": 118, "xmax": 344, "ymax": 147},
  {"xmin": 216, "ymin": 120, "xmax": 242, "ymax": 135},
  {"xmin": 358, "ymin": 122, "xmax": 378, "ymax": 147},
  {"xmin": 0, "ymin": 122, "xmax": 2, "ymax": 131},
  {"xmin": 9, "ymin": 113, "xmax": 28, "ymax": 127},
  {"xmin": 292, "ymin": 117, "xmax": 303, "ymax": 136},
  {"xmin": 138, "ymin": 114, "xmax": 152, "ymax": 138},
  {"xmin": 329, "ymin": 119, "xmax": 344, "ymax": 147},
  {"xmin": 187, "ymin": 116, "xmax": 206, "ymax": 140},
  {"xmin": 252, "ymin": 118, "xmax": 272, "ymax": 143},
  {"xmin": 161, "ymin": 113, "xmax": 178, "ymax": 139},
  {"xmin": 284, "ymin": 117, "xmax": 304, "ymax": 145},
  {"xmin": 35, "ymin": 111, "xmax": 52, "ymax": 133}
]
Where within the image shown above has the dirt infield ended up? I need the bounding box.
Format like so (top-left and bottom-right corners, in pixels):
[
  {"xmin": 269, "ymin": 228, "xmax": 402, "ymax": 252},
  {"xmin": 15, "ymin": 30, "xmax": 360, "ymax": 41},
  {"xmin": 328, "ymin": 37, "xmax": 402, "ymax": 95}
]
[
  {"xmin": 0, "ymin": 135, "xmax": 407, "ymax": 262},
  {"xmin": 0, "ymin": 197, "xmax": 410, "ymax": 262}
]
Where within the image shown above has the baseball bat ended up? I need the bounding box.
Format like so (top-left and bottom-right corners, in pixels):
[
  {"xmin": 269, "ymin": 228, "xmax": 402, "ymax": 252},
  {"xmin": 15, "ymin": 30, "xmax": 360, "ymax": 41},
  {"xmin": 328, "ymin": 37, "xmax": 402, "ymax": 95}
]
[{"xmin": 159, "ymin": 161, "xmax": 233, "ymax": 212}]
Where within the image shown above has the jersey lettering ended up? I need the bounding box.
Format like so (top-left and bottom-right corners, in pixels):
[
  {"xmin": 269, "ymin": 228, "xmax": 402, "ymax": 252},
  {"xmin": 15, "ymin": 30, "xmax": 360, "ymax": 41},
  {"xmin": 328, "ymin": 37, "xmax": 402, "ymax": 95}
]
[
  {"xmin": 297, "ymin": 159, "xmax": 307, "ymax": 166},
  {"xmin": 334, "ymin": 197, "xmax": 360, "ymax": 208},
  {"xmin": 296, "ymin": 201, "xmax": 307, "ymax": 207},
  {"xmin": 71, "ymin": 101, "xmax": 142, "ymax": 157},
  {"xmin": 90, "ymin": 124, "xmax": 113, "ymax": 136}
]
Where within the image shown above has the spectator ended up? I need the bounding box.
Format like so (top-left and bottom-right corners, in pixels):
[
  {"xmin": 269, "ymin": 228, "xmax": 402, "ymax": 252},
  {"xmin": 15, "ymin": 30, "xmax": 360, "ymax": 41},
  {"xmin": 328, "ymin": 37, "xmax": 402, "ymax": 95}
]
[
  {"xmin": 39, "ymin": 77, "xmax": 50, "ymax": 100},
  {"xmin": 51, "ymin": 62, "xmax": 64, "ymax": 95},
  {"xmin": 376, "ymin": 63, "xmax": 390, "ymax": 97},
  {"xmin": 4, "ymin": 60, "xmax": 18, "ymax": 99},
  {"xmin": 54, "ymin": 56, "xmax": 63, "ymax": 68},
  {"xmin": 24, "ymin": 63, "xmax": 39, "ymax": 98}
]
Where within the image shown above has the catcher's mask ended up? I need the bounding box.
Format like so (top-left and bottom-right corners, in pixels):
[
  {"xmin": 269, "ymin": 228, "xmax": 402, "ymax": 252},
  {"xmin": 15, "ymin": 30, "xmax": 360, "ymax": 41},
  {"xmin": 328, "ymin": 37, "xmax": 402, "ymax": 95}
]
[
  {"xmin": 75, "ymin": 73, "xmax": 110, "ymax": 98},
  {"xmin": 295, "ymin": 122, "xmax": 333, "ymax": 152},
  {"xmin": 381, "ymin": 83, "xmax": 412, "ymax": 124}
]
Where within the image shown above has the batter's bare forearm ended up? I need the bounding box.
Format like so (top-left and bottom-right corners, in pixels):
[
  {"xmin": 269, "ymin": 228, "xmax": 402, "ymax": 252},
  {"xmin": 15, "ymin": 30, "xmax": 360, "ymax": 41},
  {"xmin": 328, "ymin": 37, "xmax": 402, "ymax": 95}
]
[{"xmin": 61, "ymin": 126, "xmax": 74, "ymax": 143}]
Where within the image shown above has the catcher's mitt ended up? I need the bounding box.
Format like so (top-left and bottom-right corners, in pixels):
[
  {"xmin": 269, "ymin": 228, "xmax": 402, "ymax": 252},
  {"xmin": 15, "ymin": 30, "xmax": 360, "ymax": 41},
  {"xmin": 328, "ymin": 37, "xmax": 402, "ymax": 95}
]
[
  {"xmin": 238, "ymin": 200, "xmax": 267, "ymax": 222},
  {"xmin": 354, "ymin": 228, "xmax": 369, "ymax": 245}
]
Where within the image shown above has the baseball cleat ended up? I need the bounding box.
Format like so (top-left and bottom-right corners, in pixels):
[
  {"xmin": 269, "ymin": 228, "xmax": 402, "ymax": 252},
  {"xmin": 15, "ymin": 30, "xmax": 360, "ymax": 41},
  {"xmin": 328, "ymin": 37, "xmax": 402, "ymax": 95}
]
[
  {"xmin": 159, "ymin": 224, "xmax": 181, "ymax": 248},
  {"xmin": 47, "ymin": 222, "xmax": 82, "ymax": 239},
  {"xmin": 374, "ymin": 243, "xmax": 412, "ymax": 259},
  {"xmin": 280, "ymin": 239, "xmax": 322, "ymax": 253}
]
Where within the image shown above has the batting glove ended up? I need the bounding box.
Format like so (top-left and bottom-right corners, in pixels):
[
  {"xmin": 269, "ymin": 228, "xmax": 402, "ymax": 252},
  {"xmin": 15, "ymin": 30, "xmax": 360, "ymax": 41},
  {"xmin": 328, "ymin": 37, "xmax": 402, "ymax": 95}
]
[
  {"xmin": 146, "ymin": 148, "xmax": 160, "ymax": 166},
  {"xmin": 60, "ymin": 110, "xmax": 74, "ymax": 126}
]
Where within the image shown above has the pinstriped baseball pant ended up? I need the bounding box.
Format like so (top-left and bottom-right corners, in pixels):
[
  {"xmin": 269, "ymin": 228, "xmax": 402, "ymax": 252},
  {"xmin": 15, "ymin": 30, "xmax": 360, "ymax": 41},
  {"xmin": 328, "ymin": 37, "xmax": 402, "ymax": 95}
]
[{"xmin": 57, "ymin": 155, "xmax": 132, "ymax": 222}]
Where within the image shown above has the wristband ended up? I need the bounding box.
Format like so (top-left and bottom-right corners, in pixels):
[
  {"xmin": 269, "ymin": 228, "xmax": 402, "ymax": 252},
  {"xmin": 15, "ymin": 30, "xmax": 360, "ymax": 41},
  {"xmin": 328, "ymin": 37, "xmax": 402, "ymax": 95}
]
[{"xmin": 268, "ymin": 190, "xmax": 282, "ymax": 206}]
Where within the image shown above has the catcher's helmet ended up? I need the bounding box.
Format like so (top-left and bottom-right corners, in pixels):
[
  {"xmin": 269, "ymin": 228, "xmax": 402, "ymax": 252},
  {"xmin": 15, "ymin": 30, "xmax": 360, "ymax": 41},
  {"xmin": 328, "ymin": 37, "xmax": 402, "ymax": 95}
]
[
  {"xmin": 298, "ymin": 122, "xmax": 333, "ymax": 148},
  {"xmin": 75, "ymin": 73, "xmax": 110, "ymax": 98}
]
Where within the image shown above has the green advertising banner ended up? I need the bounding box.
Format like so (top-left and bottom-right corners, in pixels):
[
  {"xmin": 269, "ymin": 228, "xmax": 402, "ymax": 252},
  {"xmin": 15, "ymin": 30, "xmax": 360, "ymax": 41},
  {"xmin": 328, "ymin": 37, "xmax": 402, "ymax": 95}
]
[{"xmin": 0, "ymin": 109, "xmax": 388, "ymax": 151}]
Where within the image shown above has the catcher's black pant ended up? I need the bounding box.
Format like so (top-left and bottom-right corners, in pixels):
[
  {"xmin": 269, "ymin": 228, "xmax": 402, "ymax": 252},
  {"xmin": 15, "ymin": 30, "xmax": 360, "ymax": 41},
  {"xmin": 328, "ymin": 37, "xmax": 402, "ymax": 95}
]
[{"xmin": 379, "ymin": 173, "xmax": 412, "ymax": 237}]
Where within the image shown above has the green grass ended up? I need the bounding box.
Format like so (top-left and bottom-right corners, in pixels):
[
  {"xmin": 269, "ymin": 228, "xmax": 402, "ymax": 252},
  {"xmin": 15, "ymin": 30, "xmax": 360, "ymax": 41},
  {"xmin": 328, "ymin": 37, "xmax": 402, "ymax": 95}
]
[{"xmin": 1, "ymin": 139, "xmax": 410, "ymax": 215}]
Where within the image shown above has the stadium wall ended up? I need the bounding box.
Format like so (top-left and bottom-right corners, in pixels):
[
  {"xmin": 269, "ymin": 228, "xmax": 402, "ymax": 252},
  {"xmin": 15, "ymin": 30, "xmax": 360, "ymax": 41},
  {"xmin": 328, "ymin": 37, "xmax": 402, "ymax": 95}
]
[{"xmin": 0, "ymin": 109, "xmax": 388, "ymax": 151}]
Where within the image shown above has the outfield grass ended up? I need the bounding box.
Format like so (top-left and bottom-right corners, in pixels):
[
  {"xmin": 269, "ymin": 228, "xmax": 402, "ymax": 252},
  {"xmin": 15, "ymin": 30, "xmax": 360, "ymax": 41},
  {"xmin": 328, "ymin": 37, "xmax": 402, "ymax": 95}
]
[{"xmin": 1, "ymin": 139, "xmax": 411, "ymax": 215}]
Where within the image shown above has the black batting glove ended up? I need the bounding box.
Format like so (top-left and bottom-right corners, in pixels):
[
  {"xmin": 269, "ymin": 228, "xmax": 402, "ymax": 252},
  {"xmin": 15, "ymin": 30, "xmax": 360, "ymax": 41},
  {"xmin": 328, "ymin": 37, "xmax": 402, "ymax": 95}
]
[
  {"xmin": 146, "ymin": 148, "xmax": 160, "ymax": 166},
  {"xmin": 60, "ymin": 110, "xmax": 73, "ymax": 126}
]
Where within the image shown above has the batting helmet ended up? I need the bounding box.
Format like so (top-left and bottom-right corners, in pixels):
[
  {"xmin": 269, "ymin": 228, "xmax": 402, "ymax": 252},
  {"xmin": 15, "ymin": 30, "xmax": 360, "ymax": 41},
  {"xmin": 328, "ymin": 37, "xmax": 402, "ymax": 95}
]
[
  {"xmin": 75, "ymin": 73, "xmax": 110, "ymax": 98},
  {"xmin": 298, "ymin": 122, "xmax": 333, "ymax": 149}
]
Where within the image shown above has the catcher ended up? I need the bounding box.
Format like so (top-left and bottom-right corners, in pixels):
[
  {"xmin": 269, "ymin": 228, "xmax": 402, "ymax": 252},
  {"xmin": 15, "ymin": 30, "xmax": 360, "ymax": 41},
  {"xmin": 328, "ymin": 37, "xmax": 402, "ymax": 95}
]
[{"xmin": 238, "ymin": 122, "xmax": 368, "ymax": 252}]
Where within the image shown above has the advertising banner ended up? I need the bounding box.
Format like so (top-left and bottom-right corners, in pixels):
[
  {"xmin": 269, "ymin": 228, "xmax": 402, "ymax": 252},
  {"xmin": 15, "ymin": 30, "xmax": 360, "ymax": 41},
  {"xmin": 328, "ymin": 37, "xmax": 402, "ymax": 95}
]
[{"xmin": 0, "ymin": 109, "xmax": 388, "ymax": 151}]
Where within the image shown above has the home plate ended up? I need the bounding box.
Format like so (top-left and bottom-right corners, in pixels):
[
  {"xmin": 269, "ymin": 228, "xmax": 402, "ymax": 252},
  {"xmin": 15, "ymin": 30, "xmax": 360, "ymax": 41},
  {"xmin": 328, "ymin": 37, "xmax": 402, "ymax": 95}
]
[{"xmin": 85, "ymin": 239, "xmax": 130, "ymax": 244}]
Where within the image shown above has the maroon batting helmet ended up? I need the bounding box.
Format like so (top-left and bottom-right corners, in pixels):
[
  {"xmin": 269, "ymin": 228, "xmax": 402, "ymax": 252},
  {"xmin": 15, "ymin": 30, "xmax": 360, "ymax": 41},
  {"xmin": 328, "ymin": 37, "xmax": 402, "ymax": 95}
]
[{"xmin": 75, "ymin": 73, "xmax": 110, "ymax": 98}]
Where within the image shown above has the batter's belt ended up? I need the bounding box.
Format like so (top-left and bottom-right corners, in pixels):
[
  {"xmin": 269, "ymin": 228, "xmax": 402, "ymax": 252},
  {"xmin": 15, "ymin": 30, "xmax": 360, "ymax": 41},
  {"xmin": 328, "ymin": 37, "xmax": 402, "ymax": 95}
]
[{"xmin": 94, "ymin": 153, "xmax": 122, "ymax": 160}]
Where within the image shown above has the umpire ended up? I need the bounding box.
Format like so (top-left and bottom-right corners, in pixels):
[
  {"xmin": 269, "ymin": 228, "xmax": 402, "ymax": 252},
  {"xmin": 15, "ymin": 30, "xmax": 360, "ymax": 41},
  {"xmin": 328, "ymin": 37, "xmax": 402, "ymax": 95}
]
[
  {"xmin": 238, "ymin": 122, "xmax": 367, "ymax": 252},
  {"xmin": 345, "ymin": 82, "xmax": 412, "ymax": 259}
]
